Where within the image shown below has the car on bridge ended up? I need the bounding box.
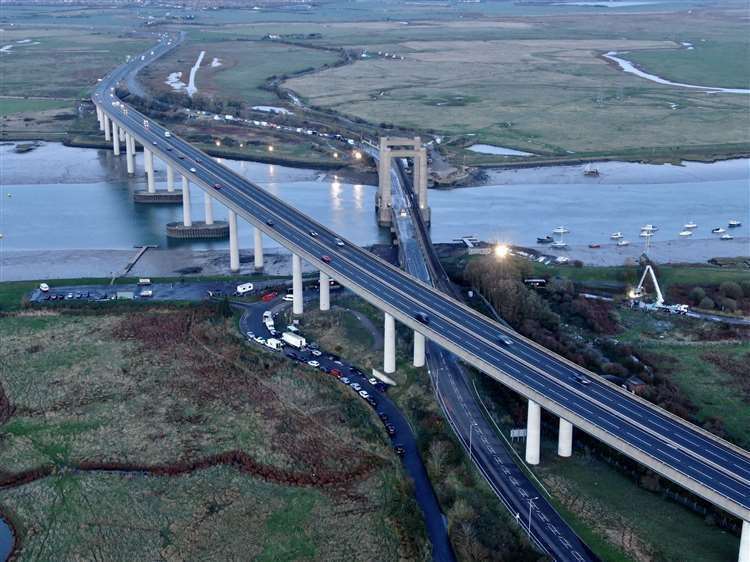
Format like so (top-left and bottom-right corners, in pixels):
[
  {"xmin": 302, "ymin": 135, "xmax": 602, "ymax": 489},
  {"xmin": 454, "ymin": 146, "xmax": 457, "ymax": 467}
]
[
  {"xmin": 212, "ymin": 183, "xmax": 222, "ymax": 190},
  {"xmin": 321, "ymin": 255, "xmax": 332, "ymax": 263},
  {"xmin": 415, "ymin": 312, "xmax": 429, "ymax": 324}
]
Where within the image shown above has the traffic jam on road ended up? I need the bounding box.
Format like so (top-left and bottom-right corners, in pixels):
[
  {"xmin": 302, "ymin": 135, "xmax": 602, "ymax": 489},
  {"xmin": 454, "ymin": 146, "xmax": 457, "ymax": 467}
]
[{"xmin": 242, "ymin": 301, "xmax": 404, "ymax": 456}]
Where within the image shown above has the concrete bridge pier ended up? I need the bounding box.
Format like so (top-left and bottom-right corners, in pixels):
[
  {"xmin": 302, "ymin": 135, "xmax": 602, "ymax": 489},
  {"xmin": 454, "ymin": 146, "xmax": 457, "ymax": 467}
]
[
  {"xmin": 292, "ymin": 254, "xmax": 303, "ymax": 315},
  {"xmin": 166, "ymin": 164, "xmax": 175, "ymax": 192},
  {"xmin": 384, "ymin": 313, "xmax": 396, "ymax": 374},
  {"xmin": 144, "ymin": 148, "xmax": 155, "ymax": 193},
  {"xmin": 119, "ymin": 127, "xmax": 126, "ymax": 143},
  {"xmin": 253, "ymin": 227, "xmax": 263, "ymax": 270},
  {"xmin": 204, "ymin": 192, "xmax": 214, "ymax": 225},
  {"xmin": 558, "ymin": 418, "xmax": 573, "ymax": 457},
  {"xmin": 413, "ymin": 331, "xmax": 425, "ymax": 367},
  {"xmin": 112, "ymin": 121, "xmax": 120, "ymax": 155},
  {"xmin": 181, "ymin": 176, "xmax": 192, "ymax": 227},
  {"xmin": 97, "ymin": 107, "xmax": 104, "ymax": 131},
  {"xmin": 525, "ymin": 399, "xmax": 541, "ymax": 465},
  {"xmin": 125, "ymin": 133, "xmax": 135, "ymax": 175},
  {"xmin": 103, "ymin": 114, "xmax": 111, "ymax": 141},
  {"xmin": 319, "ymin": 271, "xmax": 330, "ymax": 311},
  {"xmin": 739, "ymin": 520, "xmax": 749, "ymax": 562},
  {"xmin": 228, "ymin": 210, "xmax": 240, "ymax": 273}
]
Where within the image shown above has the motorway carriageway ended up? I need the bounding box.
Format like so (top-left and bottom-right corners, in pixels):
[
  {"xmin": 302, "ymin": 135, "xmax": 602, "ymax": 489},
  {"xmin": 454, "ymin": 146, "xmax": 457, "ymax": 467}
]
[{"xmin": 97, "ymin": 41, "xmax": 750, "ymax": 520}]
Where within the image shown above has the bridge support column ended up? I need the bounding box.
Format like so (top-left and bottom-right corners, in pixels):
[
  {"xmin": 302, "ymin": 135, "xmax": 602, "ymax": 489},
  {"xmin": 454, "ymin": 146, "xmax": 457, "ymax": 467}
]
[
  {"xmin": 112, "ymin": 121, "xmax": 120, "ymax": 155},
  {"xmin": 228, "ymin": 210, "xmax": 239, "ymax": 273},
  {"xmin": 525, "ymin": 400, "xmax": 541, "ymax": 465},
  {"xmin": 144, "ymin": 148, "xmax": 155, "ymax": 193},
  {"xmin": 181, "ymin": 176, "xmax": 192, "ymax": 227},
  {"xmin": 740, "ymin": 520, "xmax": 750, "ymax": 562},
  {"xmin": 125, "ymin": 133, "xmax": 135, "ymax": 175},
  {"xmin": 204, "ymin": 192, "xmax": 214, "ymax": 225},
  {"xmin": 413, "ymin": 331, "xmax": 425, "ymax": 367},
  {"xmin": 558, "ymin": 418, "xmax": 573, "ymax": 458},
  {"xmin": 319, "ymin": 271, "xmax": 330, "ymax": 311},
  {"xmin": 166, "ymin": 164, "xmax": 175, "ymax": 192},
  {"xmin": 377, "ymin": 145, "xmax": 392, "ymax": 226},
  {"xmin": 97, "ymin": 107, "xmax": 104, "ymax": 131},
  {"xmin": 253, "ymin": 227, "xmax": 263, "ymax": 270},
  {"xmin": 384, "ymin": 313, "xmax": 396, "ymax": 374},
  {"xmin": 292, "ymin": 254, "xmax": 303, "ymax": 315},
  {"xmin": 103, "ymin": 114, "xmax": 111, "ymax": 141}
]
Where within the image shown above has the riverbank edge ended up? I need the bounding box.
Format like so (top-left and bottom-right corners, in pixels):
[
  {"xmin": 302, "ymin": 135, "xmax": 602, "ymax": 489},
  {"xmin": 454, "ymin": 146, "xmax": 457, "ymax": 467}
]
[{"xmin": 4, "ymin": 133, "xmax": 748, "ymax": 188}]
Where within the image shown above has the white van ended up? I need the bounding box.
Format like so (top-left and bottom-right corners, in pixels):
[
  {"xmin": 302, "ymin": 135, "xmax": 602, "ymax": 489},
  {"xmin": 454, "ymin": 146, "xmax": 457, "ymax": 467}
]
[
  {"xmin": 236, "ymin": 282, "xmax": 254, "ymax": 295},
  {"xmin": 265, "ymin": 338, "xmax": 283, "ymax": 351}
]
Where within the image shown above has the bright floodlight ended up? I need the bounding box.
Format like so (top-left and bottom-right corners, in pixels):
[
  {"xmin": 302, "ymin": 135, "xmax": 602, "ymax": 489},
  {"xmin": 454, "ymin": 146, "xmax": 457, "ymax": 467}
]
[
  {"xmin": 353, "ymin": 150, "xmax": 362, "ymax": 160},
  {"xmin": 268, "ymin": 145, "xmax": 274, "ymax": 152},
  {"xmin": 495, "ymin": 244, "xmax": 509, "ymax": 258}
]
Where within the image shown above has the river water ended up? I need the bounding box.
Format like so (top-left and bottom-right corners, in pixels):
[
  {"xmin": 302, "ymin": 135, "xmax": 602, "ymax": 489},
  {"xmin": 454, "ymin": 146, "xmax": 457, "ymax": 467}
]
[
  {"xmin": 0, "ymin": 518, "xmax": 12, "ymax": 562},
  {"xmin": 0, "ymin": 143, "xmax": 748, "ymax": 275}
]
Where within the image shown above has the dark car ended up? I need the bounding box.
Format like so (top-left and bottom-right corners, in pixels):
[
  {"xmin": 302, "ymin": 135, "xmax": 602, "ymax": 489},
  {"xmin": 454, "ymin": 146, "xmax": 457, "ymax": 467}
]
[
  {"xmin": 309, "ymin": 230, "xmax": 319, "ymax": 237},
  {"xmin": 378, "ymin": 412, "xmax": 389, "ymax": 423},
  {"xmin": 178, "ymin": 154, "xmax": 185, "ymax": 160},
  {"xmin": 574, "ymin": 374, "xmax": 591, "ymax": 385},
  {"xmin": 266, "ymin": 219, "xmax": 275, "ymax": 227},
  {"xmin": 385, "ymin": 424, "xmax": 396, "ymax": 436},
  {"xmin": 366, "ymin": 397, "xmax": 377, "ymax": 407},
  {"xmin": 212, "ymin": 183, "xmax": 222, "ymax": 190},
  {"xmin": 498, "ymin": 335, "xmax": 514, "ymax": 346},
  {"xmin": 415, "ymin": 312, "xmax": 429, "ymax": 324},
  {"xmin": 394, "ymin": 445, "xmax": 406, "ymax": 456},
  {"xmin": 321, "ymin": 255, "xmax": 332, "ymax": 264},
  {"xmin": 286, "ymin": 352, "xmax": 299, "ymax": 360}
]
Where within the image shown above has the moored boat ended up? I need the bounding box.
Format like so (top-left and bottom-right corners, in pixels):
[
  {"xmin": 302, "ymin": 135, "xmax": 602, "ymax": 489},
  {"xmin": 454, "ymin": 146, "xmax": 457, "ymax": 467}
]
[
  {"xmin": 552, "ymin": 226, "xmax": 569, "ymax": 234},
  {"xmin": 728, "ymin": 219, "xmax": 742, "ymax": 228},
  {"xmin": 616, "ymin": 239, "xmax": 630, "ymax": 246},
  {"xmin": 684, "ymin": 221, "xmax": 697, "ymax": 229},
  {"xmin": 721, "ymin": 233, "xmax": 734, "ymax": 240},
  {"xmin": 679, "ymin": 230, "xmax": 693, "ymax": 237},
  {"xmin": 537, "ymin": 235, "xmax": 554, "ymax": 244},
  {"xmin": 610, "ymin": 232, "xmax": 623, "ymax": 239},
  {"xmin": 711, "ymin": 227, "xmax": 725, "ymax": 234}
]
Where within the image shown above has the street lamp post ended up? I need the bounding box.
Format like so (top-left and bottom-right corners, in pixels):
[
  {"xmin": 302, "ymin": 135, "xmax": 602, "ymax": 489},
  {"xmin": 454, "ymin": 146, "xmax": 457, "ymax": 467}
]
[
  {"xmin": 469, "ymin": 421, "xmax": 477, "ymax": 462},
  {"xmin": 528, "ymin": 496, "xmax": 539, "ymax": 537}
]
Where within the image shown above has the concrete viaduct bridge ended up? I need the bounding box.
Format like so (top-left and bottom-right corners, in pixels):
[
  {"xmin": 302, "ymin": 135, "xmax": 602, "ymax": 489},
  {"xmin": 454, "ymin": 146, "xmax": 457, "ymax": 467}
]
[{"xmin": 94, "ymin": 37, "xmax": 750, "ymax": 561}]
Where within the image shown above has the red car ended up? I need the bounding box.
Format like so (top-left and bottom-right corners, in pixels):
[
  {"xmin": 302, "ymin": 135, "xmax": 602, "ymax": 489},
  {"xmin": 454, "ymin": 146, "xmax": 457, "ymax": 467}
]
[
  {"xmin": 213, "ymin": 183, "xmax": 222, "ymax": 190},
  {"xmin": 321, "ymin": 255, "xmax": 332, "ymax": 263},
  {"xmin": 330, "ymin": 368, "xmax": 342, "ymax": 378},
  {"xmin": 261, "ymin": 291, "xmax": 277, "ymax": 302}
]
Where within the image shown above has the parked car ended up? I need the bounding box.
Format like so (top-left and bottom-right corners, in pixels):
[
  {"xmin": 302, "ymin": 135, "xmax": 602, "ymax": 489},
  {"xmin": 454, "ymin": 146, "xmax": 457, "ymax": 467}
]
[
  {"xmin": 394, "ymin": 445, "xmax": 406, "ymax": 456},
  {"xmin": 385, "ymin": 424, "xmax": 396, "ymax": 436},
  {"xmin": 330, "ymin": 368, "xmax": 343, "ymax": 378},
  {"xmin": 310, "ymin": 349, "xmax": 322, "ymax": 357},
  {"xmin": 307, "ymin": 360, "xmax": 320, "ymax": 368}
]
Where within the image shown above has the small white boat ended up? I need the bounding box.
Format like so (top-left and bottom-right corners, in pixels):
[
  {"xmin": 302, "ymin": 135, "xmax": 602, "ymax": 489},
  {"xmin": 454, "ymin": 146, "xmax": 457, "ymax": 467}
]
[
  {"xmin": 684, "ymin": 221, "xmax": 697, "ymax": 229},
  {"xmin": 711, "ymin": 227, "xmax": 726, "ymax": 234},
  {"xmin": 679, "ymin": 230, "xmax": 693, "ymax": 237},
  {"xmin": 552, "ymin": 226, "xmax": 569, "ymax": 234},
  {"xmin": 583, "ymin": 164, "xmax": 599, "ymax": 177},
  {"xmin": 728, "ymin": 219, "xmax": 742, "ymax": 228},
  {"xmin": 721, "ymin": 233, "xmax": 734, "ymax": 240},
  {"xmin": 610, "ymin": 232, "xmax": 623, "ymax": 239},
  {"xmin": 641, "ymin": 224, "xmax": 658, "ymax": 232},
  {"xmin": 551, "ymin": 241, "xmax": 568, "ymax": 249},
  {"xmin": 616, "ymin": 239, "xmax": 630, "ymax": 246},
  {"xmin": 640, "ymin": 230, "xmax": 654, "ymax": 237}
]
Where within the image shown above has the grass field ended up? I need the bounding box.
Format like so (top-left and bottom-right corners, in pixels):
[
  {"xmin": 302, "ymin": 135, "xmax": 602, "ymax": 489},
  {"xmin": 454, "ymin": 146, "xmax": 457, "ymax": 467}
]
[
  {"xmin": 0, "ymin": 28, "xmax": 150, "ymax": 99},
  {"xmin": 0, "ymin": 307, "xmax": 419, "ymax": 559},
  {"xmin": 535, "ymin": 447, "xmax": 740, "ymax": 562},
  {"xmin": 0, "ymin": 99, "xmax": 72, "ymax": 116},
  {"xmin": 140, "ymin": 38, "xmax": 340, "ymax": 107},
  {"xmin": 280, "ymin": 9, "xmax": 750, "ymax": 159}
]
